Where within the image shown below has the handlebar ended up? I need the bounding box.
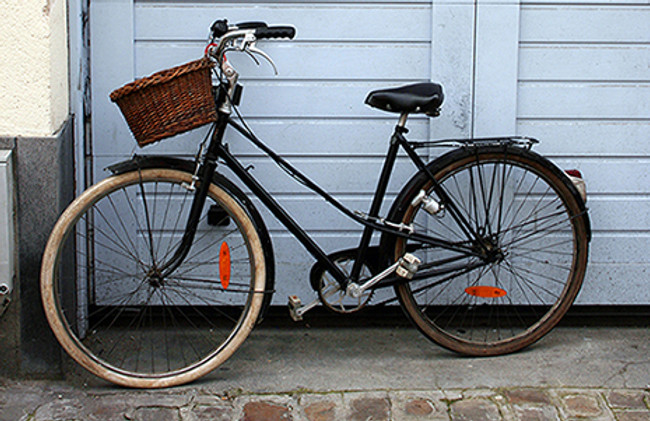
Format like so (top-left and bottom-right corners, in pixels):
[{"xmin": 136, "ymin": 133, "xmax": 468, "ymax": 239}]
[
  {"xmin": 207, "ymin": 19, "xmax": 295, "ymax": 109},
  {"xmin": 209, "ymin": 19, "xmax": 295, "ymax": 59}
]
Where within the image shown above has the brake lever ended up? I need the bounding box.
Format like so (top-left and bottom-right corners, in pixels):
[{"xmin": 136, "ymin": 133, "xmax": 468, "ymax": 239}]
[
  {"xmin": 248, "ymin": 44, "xmax": 278, "ymax": 75},
  {"xmin": 243, "ymin": 49, "xmax": 261, "ymax": 67},
  {"xmin": 232, "ymin": 33, "xmax": 267, "ymax": 69}
]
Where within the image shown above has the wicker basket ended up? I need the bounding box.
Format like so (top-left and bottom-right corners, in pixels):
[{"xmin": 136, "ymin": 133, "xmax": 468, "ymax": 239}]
[{"xmin": 110, "ymin": 58, "xmax": 217, "ymax": 146}]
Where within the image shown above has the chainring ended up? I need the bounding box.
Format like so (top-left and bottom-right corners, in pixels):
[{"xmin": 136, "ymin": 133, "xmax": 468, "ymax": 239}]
[{"xmin": 309, "ymin": 249, "xmax": 380, "ymax": 314}]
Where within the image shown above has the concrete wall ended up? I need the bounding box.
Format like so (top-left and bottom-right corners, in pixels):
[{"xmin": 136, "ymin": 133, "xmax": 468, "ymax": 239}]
[
  {"xmin": 0, "ymin": 0, "xmax": 73, "ymax": 377},
  {"xmin": 0, "ymin": 0, "xmax": 69, "ymax": 137}
]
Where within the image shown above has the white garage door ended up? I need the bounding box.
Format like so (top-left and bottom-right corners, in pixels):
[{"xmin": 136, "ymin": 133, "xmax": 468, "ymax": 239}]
[{"xmin": 89, "ymin": 0, "xmax": 650, "ymax": 304}]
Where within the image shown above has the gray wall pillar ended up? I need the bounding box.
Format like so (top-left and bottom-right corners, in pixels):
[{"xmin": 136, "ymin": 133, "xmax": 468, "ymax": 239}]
[{"xmin": 0, "ymin": 116, "xmax": 75, "ymax": 377}]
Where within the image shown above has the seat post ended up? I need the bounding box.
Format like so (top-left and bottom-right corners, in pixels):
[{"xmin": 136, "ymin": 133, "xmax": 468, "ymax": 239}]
[{"xmin": 397, "ymin": 112, "xmax": 409, "ymax": 129}]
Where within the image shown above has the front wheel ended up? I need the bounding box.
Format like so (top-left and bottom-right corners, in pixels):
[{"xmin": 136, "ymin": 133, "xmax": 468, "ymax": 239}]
[
  {"xmin": 40, "ymin": 168, "xmax": 266, "ymax": 387},
  {"xmin": 388, "ymin": 145, "xmax": 589, "ymax": 356}
]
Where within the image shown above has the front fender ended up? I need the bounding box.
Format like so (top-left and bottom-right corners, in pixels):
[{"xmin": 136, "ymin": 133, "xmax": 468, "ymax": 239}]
[
  {"xmin": 107, "ymin": 155, "xmax": 276, "ymax": 324},
  {"xmin": 107, "ymin": 155, "xmax": 196, "ymax": 175}
]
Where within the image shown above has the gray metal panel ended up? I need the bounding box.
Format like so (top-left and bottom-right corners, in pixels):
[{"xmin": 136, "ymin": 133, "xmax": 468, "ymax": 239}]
[
  {"xmin": 134, "ymin": 2, "xmax": 432, "ymax": 42},
  {"xmin": 91, "ymin": 1, "xmax": 433, "ymax": 303},
  {"xmin": 520, "ymin": 5, "xmax": 650, "ymax": 43},
  {"xmin": 517, "ymin": 2, "xmax": 650, "ymax": 304},
  {"xmin": 472, "ymin": 0, "xmax": 520, "ymax": 137},
  {"xmin": 88, "ymin": 0, "xmax": 650, "ymax": 306}
]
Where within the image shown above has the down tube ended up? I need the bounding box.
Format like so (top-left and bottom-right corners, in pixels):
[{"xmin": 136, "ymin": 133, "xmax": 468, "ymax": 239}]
[{"xmin": 217, "ymin": 144, "xmax": 349, "ymax": 285}]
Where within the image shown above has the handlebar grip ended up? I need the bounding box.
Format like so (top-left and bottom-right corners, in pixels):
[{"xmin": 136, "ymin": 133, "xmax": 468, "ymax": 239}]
[
  {"xmin": 254, "ymin": 26, "xmax": 296, "ymax": 40},
  {"xmin": 236, "ymin": 21, "xmax": 267, "ymax": 30}
]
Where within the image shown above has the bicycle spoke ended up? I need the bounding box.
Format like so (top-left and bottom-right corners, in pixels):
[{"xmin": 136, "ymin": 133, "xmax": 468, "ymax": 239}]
[
  {"xmin": 157, "ymin": 288, "xmax": 219, "ymax": 359},
  {"xmin": 394, "ymin": 148, "xmax": 587, "ymax": 356},
  {"xmin": 163, "ymin": 281, "xmax": 242, "ymax": 324},
  {"xmin": 43, "ymin": 169, "xmax": 265, "ymax": 386},
  {"xmin": 83, "ymin": 210, "xmax": 147, "ymax": 269},
  {"xmin": 105, "ymin": 195, "xmax": 145, "ymax": 266}
]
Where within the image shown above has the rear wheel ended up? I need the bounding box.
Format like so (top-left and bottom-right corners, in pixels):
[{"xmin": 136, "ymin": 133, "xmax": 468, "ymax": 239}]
[
  {"xmin": 391, "ymin": 146, "xmax": 589, "ymax": 356},
  {"xmin": 41, "ymin": 168, "xmax": 266, "ymax": 387}
]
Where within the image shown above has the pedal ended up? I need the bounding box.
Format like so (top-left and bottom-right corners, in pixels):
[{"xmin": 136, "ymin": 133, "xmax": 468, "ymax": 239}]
[
  {"xmin": 288, "ymin": 294, "xmax": 320, "ymax": 321},
  {"xmin": 288, "ymin": 295, "xmax": 303, "ymax": 321},
  {"xmin": 396, "ymin": 253, "xmax": 421, "ymax": 279}
]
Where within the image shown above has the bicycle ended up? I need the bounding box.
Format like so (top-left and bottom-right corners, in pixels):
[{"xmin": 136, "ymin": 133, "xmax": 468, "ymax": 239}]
[{"xmin": 40, "ymin": 20, "xmax": 590, "ymax": 388}]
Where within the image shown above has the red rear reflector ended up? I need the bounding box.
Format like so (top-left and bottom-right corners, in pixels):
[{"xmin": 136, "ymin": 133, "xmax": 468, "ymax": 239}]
[
  {"xmin": 565, "ymin": 169, "xmax": 583, "ymax": 178},
  {"xmin": 465, "ymin": 286, "xmax": 507, "ymax": 298},
  {"xmin": 219, "ymin": 242, "xmax": 231, "ymax": 289}
]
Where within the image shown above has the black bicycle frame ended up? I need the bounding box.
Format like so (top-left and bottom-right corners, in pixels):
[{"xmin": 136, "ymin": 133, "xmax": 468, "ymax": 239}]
[{"xmin": 163, "ymin": 111, "xmax": 485, "ymax": 290}]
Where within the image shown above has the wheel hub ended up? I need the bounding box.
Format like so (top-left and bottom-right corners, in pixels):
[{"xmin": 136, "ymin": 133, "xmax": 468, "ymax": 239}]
[
  {"xmin": 475, "ymin": 234, "xmax": 505, "ymax": 264},
  {"xmin": 146, "ymin": 269, "xmax": 164, "ymax": 288}
]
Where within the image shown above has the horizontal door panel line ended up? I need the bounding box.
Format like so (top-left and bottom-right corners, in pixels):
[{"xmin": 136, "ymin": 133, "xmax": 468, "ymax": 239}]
[
  {"xmin": 134, "ymin": 39, "xmax": 432, "ymax": 45},
  {"xmin": 218, "ymin": 155, "xmax": 424, "ymax": 163},
  {"xmin": 591, "ymin": 230, "xmax": 650, "ymax": 236},
  {"xmin": 519, "ymin": 79, "xmax": 650, "ymax": 84},
  {"xmin": 521, "ymin": 41, "xmax": 650, "ymax": 46},
  {"xmin": 223, "ymin": 115, "xmax": 431, "ymax": 121},
  {"xmin": 252, "ymin": 192, "xmax": 399, "ymax": 200},
  {"xmin": 582, "ymin": 193, "xmax": 650, "ymax": 199},
  {"xmin": 266, "ymin": 231, "xmax": 374, "ymax": 239},
  {"xmin": 224, "ymin": 80, "xmax": 434, "ymax": 87},
  {"xmin": 542, "ymin": 154, "xmax": 650, "ymax": 159},
  {"xmin": 519, "ymin": 80, "xmax": 650, "ymax": 85},
  {"xmin": 518, "ymin": 116, "xmax": 650, "ymax": 122},
  {"xmin": 135, "ymin": 2, "xmax": 432, "ymax": 7},
  {"xmin": 224, "ymin": 152, "xmax": 425, "ymax": 159},
  {"xmin": 235, "ymin": 116, "xmax": 430, "ymax": 122},
  {"xmin": 591, "ymin": 232, "xmax": 650, "ymax": 238},
  {"xmin": 215, "ymin": 77, "xmax": 431, "ymax": 83}
]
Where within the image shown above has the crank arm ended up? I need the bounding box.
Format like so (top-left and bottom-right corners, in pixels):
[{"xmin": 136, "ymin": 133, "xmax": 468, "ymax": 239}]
[{"xmin": 346, "ymin": 253, "xmax": 421, "ymax": 298}]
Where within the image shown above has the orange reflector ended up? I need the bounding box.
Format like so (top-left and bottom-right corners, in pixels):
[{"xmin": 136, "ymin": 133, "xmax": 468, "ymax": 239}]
[
  {"xmin": 465, "ymin": 286, "xmax": 507, "ymax": 298},
  {"xmin": 219, "ymin": 242, "xmax": 231, "ymax": 289}
]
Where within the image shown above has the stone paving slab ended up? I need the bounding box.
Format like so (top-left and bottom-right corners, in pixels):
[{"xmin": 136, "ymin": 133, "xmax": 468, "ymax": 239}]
[
  {"xmin": 48, "ymin": 327, "xmax": 650, "ymax": 393},
  {"xmin": 1, "ymin": 383, "xmax": 648, "ymax": 421},
  {"xmin": 1, "ymin": 326, "xmax": 648, "ymax": 420}
]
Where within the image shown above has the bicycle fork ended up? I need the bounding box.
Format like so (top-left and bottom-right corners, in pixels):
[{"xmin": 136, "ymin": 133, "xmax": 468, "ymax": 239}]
[
  {"xmin": 156, "ymin": 160, "xmax": 216, "ymax": 279},
  {"xmin": 156, "ymin": 117, "xmax": 230, "ymax": 279}
]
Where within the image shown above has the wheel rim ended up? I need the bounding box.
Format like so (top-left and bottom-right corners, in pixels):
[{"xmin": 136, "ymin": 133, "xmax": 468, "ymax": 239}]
[
  {"xmin": 397, "ymin": 153, "xmax": 586, "ymax": 352},
  {"xmin": 43, "ymin": 170, "xmax": 263, "ymax": 385}
]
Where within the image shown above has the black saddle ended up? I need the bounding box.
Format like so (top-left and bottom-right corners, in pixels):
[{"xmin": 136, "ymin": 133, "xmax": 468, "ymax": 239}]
[{"xmin": 365, "ymin": 83, "xmax": 444, "ymax": 116}]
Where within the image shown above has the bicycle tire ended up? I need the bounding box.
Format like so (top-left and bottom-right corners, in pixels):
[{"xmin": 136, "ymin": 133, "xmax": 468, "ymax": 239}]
[
  {"xmin": 387, "ymin": 145, "xmax": 589, "ymax": 356},
  {"xmin": 41, "ymin": 168, "xmax": 266, "ymax": 387}
]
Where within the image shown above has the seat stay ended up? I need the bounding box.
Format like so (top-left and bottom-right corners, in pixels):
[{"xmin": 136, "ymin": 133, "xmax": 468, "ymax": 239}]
[{"xmin": 394, "ymin": 131, "xmax": 486, "ymax": 248}]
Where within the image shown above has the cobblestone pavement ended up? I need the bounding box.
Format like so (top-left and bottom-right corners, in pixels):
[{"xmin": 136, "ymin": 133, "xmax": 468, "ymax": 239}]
[{"xmin": 1, "ymin": 382, "xmax": 649, "ymax": 420}]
